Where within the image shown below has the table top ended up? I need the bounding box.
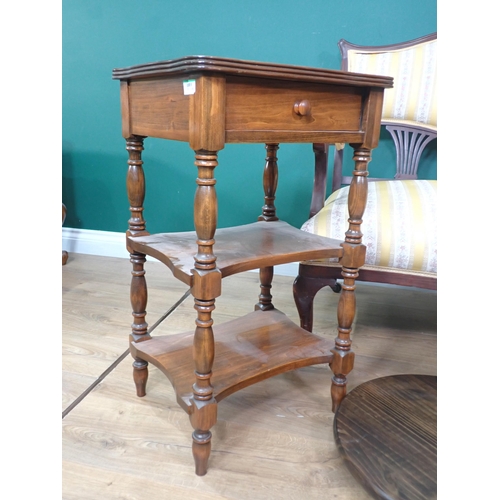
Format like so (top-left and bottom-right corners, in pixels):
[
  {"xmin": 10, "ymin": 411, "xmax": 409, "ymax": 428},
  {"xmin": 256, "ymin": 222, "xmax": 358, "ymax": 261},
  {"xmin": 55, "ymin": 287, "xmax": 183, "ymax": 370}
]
[
  {"xmin": 112, "ymin": 55, "xmax": 393, "ymax": 88},
  {"xmin": 334, "ymin": 374, "xmax": 437, "ymax": 500}
]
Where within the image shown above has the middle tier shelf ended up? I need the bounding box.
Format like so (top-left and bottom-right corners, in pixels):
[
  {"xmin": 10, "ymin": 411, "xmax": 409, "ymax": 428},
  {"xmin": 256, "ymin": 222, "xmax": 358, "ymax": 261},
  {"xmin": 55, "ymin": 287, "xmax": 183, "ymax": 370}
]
[
  {"xmin": 130, "ymin": 308, "xmax": 335, "ymax": 414},
  {"xmin": 128, "ymin": 220, "xmax": 344, "ymax": 285}
]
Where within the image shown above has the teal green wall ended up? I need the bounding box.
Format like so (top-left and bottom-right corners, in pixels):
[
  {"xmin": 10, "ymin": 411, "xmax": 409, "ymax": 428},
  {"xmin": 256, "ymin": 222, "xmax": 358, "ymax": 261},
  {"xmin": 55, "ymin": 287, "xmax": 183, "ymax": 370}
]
[{"xmin": 63, "ymin": 0, "xmax": 437, "ymax": 234}]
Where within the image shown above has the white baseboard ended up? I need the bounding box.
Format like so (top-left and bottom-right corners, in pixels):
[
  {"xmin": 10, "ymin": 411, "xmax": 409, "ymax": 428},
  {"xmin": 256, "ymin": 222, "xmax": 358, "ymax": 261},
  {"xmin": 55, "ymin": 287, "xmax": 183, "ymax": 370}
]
[
  {"xmin": 62, "ymin": 227, "xmax": 299, "ymax": 277},
  {"xmin": 63, "ymin": 227, "xmax": 130, "ymax": 259}
]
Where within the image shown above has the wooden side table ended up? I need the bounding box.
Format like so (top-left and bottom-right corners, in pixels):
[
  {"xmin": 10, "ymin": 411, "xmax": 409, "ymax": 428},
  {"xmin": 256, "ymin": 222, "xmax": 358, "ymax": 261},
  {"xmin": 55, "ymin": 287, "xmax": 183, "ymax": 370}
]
[
  {"xmin": 334, "ymin": 374, "xmax": 437, "ymax": 499},
  {"xmin": 112, "ymin": 56, "xmax": 392, "ymax": 475}
]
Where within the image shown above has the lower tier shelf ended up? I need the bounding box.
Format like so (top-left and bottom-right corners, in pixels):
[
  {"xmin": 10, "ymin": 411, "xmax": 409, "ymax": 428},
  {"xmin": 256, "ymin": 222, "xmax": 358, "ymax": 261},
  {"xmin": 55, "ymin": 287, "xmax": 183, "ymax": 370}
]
[{"xmin": 130, "ymin": 308, "xmax": 335, "ymax": 413}]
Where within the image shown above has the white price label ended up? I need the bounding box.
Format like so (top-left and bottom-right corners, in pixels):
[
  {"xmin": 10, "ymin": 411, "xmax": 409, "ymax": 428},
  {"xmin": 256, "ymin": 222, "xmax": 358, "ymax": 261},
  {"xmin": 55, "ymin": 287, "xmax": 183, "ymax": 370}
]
[{"xmin": 183, "ymin": 79, "xmax": 196, "ymax": 95}]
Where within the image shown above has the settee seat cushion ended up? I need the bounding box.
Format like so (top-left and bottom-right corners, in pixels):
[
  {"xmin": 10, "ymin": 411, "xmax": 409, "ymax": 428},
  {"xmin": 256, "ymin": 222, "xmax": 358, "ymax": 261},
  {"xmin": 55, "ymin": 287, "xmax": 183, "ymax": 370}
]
[{"xmin": 301, "ymin": 180, "xmax": 437, "ymax": 273}]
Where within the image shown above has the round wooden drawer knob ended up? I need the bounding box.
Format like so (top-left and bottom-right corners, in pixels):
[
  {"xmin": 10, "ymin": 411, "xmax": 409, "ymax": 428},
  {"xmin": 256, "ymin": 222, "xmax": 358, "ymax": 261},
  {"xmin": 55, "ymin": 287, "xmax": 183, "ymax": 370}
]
[{"xmin": 293, "ymin": 99, "xmax": 312, "ymax": 116}]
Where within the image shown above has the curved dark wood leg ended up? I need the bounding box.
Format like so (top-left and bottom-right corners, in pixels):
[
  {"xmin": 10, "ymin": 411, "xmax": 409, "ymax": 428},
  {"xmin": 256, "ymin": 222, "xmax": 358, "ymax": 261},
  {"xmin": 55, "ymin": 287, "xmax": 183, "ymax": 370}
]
[
  {"xmin": 293, "ymin": 263, "xmax": 343, "ymax": 332},
  {"xmin": 293, "ymin": 273, "xmax": 325, "ymax": 332}
]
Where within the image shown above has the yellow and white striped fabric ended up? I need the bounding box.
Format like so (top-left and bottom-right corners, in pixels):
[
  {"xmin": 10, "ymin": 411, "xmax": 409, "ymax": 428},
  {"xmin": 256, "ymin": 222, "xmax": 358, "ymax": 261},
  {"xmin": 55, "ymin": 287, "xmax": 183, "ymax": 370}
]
[
  {"xmin": 301, "ymin": 180, "xmax": 437, "ymax": 273},
  {"xmin": 347, "ymin": 39, "xmax": 437, "ymax": 129}
]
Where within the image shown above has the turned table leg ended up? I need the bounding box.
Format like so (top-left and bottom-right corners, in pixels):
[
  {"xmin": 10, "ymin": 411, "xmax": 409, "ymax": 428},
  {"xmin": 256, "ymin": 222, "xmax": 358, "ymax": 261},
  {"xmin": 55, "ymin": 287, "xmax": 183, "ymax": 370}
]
[
  {"xmin": 330, "ymin": 147, "xmax": 371, "ymax": 412},
  {"xmin": 130, "ymin": 251, "xmax": 149, "ymax": 397},
  {"xmin": 255, "ymin": 144, "xmax": 280, "ymax": 312},
  {"xmin": 189, "ymin": 150, "xmax": 221, "ymax": 476},
  {"xmin": 125, "ymin": 135, "xmax": 151, "ymax": 397},
  {"xmin": 330, "ymin": 266, "xmax": 357, "ymax": 411},
  {"xmin": 255, "ymin": 266, "xmax": 275, "ymax": 311},
  {"xmin": 258, "ymin": 143, "xmax": 279, "ymax": 222}
]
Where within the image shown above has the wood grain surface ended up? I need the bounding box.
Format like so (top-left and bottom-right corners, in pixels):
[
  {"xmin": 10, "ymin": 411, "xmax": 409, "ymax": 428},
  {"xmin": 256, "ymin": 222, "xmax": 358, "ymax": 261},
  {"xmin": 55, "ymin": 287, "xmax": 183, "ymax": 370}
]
[
  {"xmin": 334, "ymin": 374, "xmax": 437, "ymax": 500},
  {"xmin": 128, "ymin": 221, "xmax": 343, "ymax": 285},
  {"xmin": 132, "ymin": 308, "xmax": 336, "ymax": 410}
]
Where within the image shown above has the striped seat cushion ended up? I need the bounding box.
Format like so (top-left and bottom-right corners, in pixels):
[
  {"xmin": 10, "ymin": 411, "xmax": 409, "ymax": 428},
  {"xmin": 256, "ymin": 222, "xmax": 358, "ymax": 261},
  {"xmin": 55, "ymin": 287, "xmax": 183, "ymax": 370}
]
[{"xmin": 301, "ymin": 180, "xmax": 437, "ymax": 273}]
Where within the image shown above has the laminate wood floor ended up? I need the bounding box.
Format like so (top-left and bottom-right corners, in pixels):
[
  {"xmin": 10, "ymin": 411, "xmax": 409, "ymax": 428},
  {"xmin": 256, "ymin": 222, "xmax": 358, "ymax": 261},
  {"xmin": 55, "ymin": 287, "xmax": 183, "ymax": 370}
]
[{"xmin": 62, "ymin": 253, "xmax": 437, "ymax": 500}]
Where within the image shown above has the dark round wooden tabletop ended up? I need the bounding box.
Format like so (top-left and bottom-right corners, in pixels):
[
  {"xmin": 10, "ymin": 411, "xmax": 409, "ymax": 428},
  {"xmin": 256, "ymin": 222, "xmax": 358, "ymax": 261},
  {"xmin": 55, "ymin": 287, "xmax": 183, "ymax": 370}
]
[{"xmin": 334, "ymin": 374, "xmax": 437, "ymax": 500}]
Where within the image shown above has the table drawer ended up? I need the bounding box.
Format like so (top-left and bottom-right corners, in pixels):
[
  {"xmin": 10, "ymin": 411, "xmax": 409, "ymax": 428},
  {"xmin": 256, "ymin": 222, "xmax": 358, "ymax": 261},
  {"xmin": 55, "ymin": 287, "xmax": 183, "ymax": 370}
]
[{"xmin": 225, "ymin": 77, "xmax": 365, "ymax": 142}]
